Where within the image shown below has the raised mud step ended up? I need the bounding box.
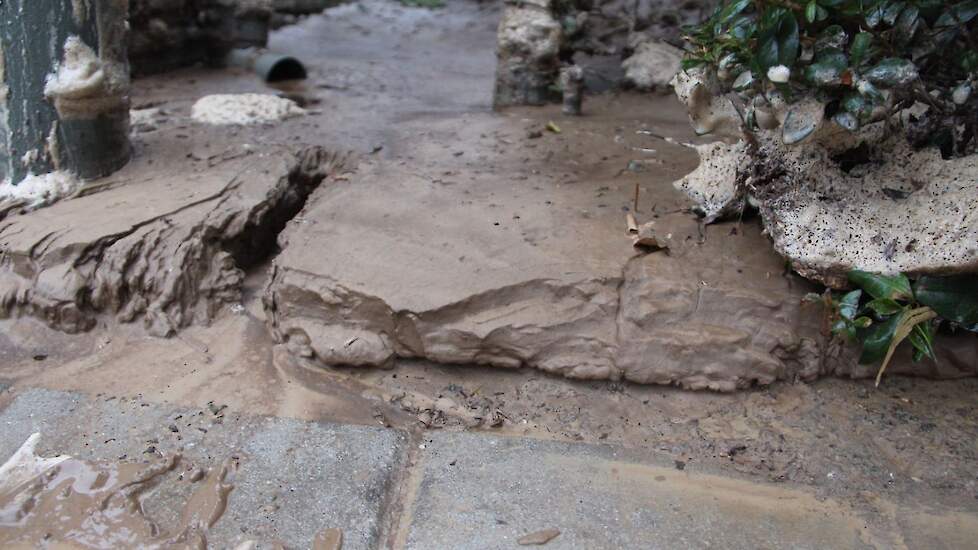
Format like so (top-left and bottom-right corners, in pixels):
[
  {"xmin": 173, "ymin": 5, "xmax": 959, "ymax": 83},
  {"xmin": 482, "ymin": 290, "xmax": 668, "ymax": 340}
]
[
  {"xmin": 0, "ymin": 128, "xmax": 343, "ymax": 336},
  {"xmin": 260, "ymin": 103, "xmax": 972, "ymax": 391}
]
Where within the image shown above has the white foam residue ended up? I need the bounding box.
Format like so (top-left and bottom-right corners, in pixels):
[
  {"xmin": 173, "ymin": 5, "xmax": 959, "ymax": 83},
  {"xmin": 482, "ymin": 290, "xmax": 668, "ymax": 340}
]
[
  {"xmin": 20, "ymin": 149, "xmax": 38, "ymax": 167},
  {"xmin": 0, "ymin": 433, "xmax": 70, "ymax": 495},
  {"xmin": 1, "ymin": 170, "xmax": 82, "ymax": 206},
  {"xmin": 44, "ymin": 36, "xmax": 106, "ymax": 100},
  {"xmin": 190, "ymin": 94, "xmax": 305, "ymax": 126}
]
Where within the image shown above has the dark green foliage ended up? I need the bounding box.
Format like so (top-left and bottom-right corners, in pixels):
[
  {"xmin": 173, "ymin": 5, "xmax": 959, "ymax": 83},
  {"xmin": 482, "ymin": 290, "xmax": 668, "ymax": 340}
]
[
  {"xmin": 914, "ymin": 275, "xmax": 978, "ymax": 329},
  {"xmin": 823, "ymin": 271, "xmax": 978, "ymax": 384},
  {"xmin": 682, "ymin": 0, "xmax": 977, "ymax": 151}
]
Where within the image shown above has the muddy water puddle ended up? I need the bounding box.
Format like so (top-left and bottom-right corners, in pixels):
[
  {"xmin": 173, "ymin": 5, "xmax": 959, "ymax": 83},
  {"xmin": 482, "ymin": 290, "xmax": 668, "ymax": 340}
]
[{"xmin": 0, "ymin": 442, "xmax": 236, "ymax": 550}]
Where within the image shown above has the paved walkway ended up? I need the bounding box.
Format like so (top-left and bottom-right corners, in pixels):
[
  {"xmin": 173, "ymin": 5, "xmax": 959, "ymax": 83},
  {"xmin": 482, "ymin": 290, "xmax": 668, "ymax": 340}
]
[{"xmin": 3, "ymin": 388, "xmax": 976, "ymax": 549}]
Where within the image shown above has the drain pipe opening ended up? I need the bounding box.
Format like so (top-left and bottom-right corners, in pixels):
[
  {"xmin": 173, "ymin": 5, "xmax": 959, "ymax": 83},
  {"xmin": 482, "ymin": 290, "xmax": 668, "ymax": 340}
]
[{"xmin": 227, "ymin": 48, "xmax": 308, "ymax": 82}]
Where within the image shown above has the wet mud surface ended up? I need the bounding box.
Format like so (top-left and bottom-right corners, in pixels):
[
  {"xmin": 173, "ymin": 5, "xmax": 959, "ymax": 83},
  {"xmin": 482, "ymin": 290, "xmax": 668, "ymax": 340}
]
[
  {"xmin": 2, "ymin": 303, "xmax": 977, "ymax": 526},
  {"xmin": 0, "ymin": 0, "xmax": 976, "ymax": 546},
  {"xmin": 0, "ymin": 451, "xmax": 234, "ymax": 549}
]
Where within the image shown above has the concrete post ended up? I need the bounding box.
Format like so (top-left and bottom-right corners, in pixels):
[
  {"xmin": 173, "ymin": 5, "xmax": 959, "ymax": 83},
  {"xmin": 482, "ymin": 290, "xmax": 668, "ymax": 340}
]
[{"xmin": 0, "ymin": 0, "xmax": 131, "ymax": 185}]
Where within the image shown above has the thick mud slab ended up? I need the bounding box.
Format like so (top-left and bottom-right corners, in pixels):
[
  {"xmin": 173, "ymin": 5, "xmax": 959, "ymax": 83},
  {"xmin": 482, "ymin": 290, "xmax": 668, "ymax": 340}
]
[
  {"xmin": 264, "ymin": 95, "xmax": 840, "ymax": 390},
  {"xmin": 0, "ymin": 125, "xmax": 342, "ymax": 336},
  {"xmin": 255, "ymin": 0, "xmax": 974, "ymax": 389}
]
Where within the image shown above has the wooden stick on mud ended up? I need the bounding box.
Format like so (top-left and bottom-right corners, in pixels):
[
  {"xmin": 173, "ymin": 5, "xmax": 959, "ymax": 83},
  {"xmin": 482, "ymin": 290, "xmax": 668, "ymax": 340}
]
[{"xmin": 633, "ymin": 182, "xmax": 640, "ymax": 213}]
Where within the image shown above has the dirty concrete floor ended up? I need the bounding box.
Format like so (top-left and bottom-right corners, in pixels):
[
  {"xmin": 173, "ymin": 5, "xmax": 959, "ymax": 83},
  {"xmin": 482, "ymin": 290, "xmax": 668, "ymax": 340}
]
[{"xmin": 1, "ymin": 0, "xmax": 977, "ymax": 548}]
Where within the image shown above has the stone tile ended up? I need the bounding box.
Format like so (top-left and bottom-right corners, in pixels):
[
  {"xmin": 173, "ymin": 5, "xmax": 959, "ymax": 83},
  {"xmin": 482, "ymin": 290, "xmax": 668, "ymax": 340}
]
[
  {"xmin": 406, "ymin": 431, "xmax": 873, "ymax": 550},
  {"xmin": 0, "ymin": 388, "xmax": 406, "ymax": 549}
]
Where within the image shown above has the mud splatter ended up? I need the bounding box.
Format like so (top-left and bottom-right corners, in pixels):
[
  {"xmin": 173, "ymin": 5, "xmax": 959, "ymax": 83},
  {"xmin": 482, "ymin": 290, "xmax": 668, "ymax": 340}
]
[{"xmin": 0, "ymin": 436, "xmax": 237, "ymax": 549}]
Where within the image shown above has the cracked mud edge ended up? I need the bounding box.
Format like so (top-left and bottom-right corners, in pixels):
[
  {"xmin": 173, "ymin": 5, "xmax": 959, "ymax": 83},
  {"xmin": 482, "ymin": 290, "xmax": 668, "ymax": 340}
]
[
  {"xmin": 0, "ymin": 146, "xmax": 345, "ymax": 337},
  {"xmin": 264, "ymin": 228, "xmax": 977, "ymax": 391},
  {"xmin": 263, "ymin": 251, "xmax": 838, "ymax": 392}
]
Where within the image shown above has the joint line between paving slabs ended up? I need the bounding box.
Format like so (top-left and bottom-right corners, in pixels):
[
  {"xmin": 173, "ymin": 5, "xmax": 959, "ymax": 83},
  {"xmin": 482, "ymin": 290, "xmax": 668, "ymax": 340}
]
[{"xmin": 379, "ymin": 429, "xmax": 427, "ymax": 550}]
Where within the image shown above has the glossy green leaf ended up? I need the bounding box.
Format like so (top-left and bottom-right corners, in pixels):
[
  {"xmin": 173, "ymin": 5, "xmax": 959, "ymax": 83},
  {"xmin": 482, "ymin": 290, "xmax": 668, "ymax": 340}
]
[
  {"xmin": 848, "ymin": 270, "xmax": 913, "ymax": 301},
  {"xmin": 961, "ymin": 50, "xmax": 978, "ymax": 72},
  {"xmin": 883, "ymin": 1, "xmax": 905, "ymax": 25},
  {"xmin": 839, "ymin": 289, "xmax": 862, "ymax": 320},
  {"xmin": 730, "ymin": 16, "xmax": 757, "ymax": 41},
  {"xmin": 908, "ymin": 322, "xmax": 936, "ymax": 361},
  {"xmin": 849, "ymin": 32, "xmax": 873, "ymax": 67},
  {"xmin": 714, "ymin": 0, "xmax": 751, "ymax": 35},
  {"xmin": 717, "ymin": 0, "xmax": 751, "ymax": 24},
  {"xmin": 806, "ymin": 63, "xmax": 842, "ymax": 86},
  {"xmin": 806, "ymin": 1, "xmax": 818, "ymax": 23},
  {"xmin": 936, "ymin": 0, "xmax": 978, "ymax": 27},
  {"xmin": 756, "ymin": 9, "xmax": 800, "ymax": 71},
  {"xmin": 859, "ymin": 311, "xmax": 902, "ymax": 365},
  {"xmin": 854, "ymin": 316, "xmax": 873, "ymax": 328},
  {"xmin": 865, "ymin": 2, "xmax": 885, "ymax": 28},
  {"xmin": 864, "ymin": 58, "xmax": 918, "ymax": 87},
  {"xmin": 867, "ymin": 298, "xmax": 903, "ymax": 316},
  {"xmin": 894, "ymin": 5, "xmax": 919, "ymax": 48},
  {"xmin": 815, "ymin": 25, "xmax": 848, "ymax": 54},
  {"xmin": 819, "ymin": 49, "xmax": 849, "ymax": 68},
  {"xmin": 842, "ymin": 91, "xmax": 874, "ymax": 120},
  {"xmin": 806, "ymin": 49, "xmax": 849, "ymax": 87},
  {"xmin": 914, "ymin": 275, "xmax": 978, "ymax": 330}
]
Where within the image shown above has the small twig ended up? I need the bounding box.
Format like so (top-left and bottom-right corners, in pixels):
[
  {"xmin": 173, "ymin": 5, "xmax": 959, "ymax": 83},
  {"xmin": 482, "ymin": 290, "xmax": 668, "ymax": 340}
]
[{"xmin": 633, "ymin": 183, "xmax": 640, "ymax": 213}]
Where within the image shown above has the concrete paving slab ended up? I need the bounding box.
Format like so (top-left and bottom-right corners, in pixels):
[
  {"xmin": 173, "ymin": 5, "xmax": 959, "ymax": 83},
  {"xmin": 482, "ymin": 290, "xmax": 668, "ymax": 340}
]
[
  {"xmin": 405, "ymin": 431, "xmax": 885, "ymax": 550},
  {"xmin": 0, "ymin": 388, "xmax": 406, "ymax": 549}
]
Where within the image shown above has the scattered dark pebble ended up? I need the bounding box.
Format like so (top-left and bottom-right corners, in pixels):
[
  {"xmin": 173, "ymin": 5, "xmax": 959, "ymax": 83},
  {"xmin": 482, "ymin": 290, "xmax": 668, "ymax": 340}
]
[{"xmin": 727, "ymin": 444, "xmax": 748, "ymax": 457}]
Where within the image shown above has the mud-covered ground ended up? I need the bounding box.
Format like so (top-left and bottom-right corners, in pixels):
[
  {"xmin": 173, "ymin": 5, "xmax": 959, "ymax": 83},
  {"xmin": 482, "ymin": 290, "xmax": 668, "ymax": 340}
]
[
  {"xmin": 1, "ymin": 0, "xmax": 976, "ymax": 545},
  {"xmin": 4, "ymin": 298, "xmax": 978, "ymax": 518}
]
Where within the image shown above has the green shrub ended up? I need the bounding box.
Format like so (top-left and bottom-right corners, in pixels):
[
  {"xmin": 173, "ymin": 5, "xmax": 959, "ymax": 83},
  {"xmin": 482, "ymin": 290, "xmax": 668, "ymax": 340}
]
[
  {"xmin": 682, "ymin": 0, "xmax": 977, "ymax": 155},
  {"xmin": 818, "ymin": 272, "xmax": 978, "ymax": 384}
]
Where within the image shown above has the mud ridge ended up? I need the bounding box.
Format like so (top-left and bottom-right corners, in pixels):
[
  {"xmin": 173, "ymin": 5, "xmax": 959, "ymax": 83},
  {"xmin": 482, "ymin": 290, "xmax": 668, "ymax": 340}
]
[
  {"xmin": 264, "ymin": 269, "xmax": 624, "ymax": 380},
  {"xmin": 264, "ymin": 250, "xmax": 833, "ymax": 390},
  {"xmin": 0, "ymin": 147, "xmax": 345, "ymax": 337}
]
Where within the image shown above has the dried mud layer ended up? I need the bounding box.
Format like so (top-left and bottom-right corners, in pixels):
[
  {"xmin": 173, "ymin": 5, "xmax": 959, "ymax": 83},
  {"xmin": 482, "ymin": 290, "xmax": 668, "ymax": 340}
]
[{"xmin": 0, "ymin": 124, "xmax": 344, "ymax": 337}]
